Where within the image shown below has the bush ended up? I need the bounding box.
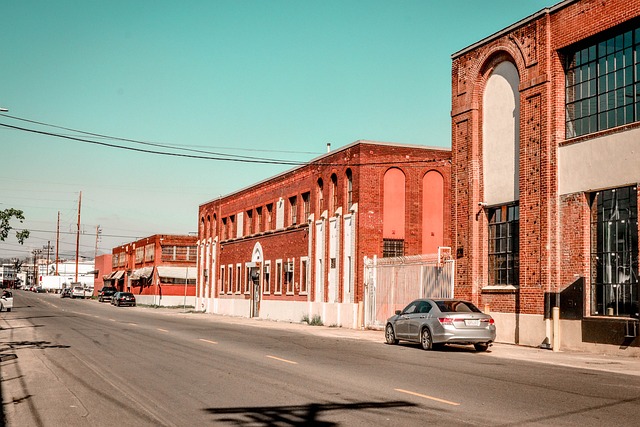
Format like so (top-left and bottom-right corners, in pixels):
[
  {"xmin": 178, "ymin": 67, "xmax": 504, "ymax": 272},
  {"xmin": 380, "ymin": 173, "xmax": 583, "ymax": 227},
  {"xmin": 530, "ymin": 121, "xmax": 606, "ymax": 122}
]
[{"xmin": 302, "ymin": 314, "xmax": 324, "ymax": 326}]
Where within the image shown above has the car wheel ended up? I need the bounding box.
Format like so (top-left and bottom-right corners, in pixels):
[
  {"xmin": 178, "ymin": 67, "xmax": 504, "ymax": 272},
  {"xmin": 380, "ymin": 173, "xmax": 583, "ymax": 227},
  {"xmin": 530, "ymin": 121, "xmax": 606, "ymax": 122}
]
[
  {"xmin": 474, "ymin": 343, "xmax": 489, "ymax": 352},
  {"xmin": 7, "ymin": 308, "xmax": 11, "ymax": 312},
  {"xmin": 385, "ymin": 324, "xmax": 398, "ymax": 345},
  {"xmin": 420, "ymin": 327, "xmax": 433, "ymax": 350}
]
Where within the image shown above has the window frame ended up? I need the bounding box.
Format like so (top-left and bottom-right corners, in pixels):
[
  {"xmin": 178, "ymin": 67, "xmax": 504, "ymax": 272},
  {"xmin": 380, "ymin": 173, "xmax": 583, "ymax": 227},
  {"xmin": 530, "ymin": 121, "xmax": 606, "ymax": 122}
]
[{"xmin": 488, "ymin": 204, "xmax": 520, "ymax": 287}]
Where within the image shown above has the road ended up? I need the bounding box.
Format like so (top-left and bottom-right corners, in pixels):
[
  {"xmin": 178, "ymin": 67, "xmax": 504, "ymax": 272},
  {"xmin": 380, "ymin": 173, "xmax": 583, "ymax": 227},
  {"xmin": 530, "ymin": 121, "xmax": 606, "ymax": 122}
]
[{"xmin": 2, "ymin": 290, "xmax": 640, "ymax": 426}]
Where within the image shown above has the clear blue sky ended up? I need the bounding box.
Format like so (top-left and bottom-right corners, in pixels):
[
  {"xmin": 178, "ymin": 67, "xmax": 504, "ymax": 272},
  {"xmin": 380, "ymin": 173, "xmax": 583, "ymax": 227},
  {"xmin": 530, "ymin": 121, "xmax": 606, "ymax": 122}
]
[{"xmin": 1, "ymin": 0, "xmax": 555, "ymax": 260}]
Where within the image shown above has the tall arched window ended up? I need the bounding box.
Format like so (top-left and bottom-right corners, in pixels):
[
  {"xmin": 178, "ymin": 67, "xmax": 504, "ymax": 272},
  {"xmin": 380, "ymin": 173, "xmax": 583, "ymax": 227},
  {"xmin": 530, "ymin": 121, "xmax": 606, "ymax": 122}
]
[
  {"xmin": 317, "ymin": 178, "xmax": 324, "ymax": 214},
  {"xmin": 330, "ymin": 174, "xmax": 338, "ymax": 213},
  {"xmin": 383, "ymin": 168, "xmax": 405, "ymax": 257},
  {"xmin": 422, "ymin": 171, "xmax": 444, "ymax": 254},
  {"xmin": 345, "ymin": 169, "xmax": 353, "ymax": 210}
]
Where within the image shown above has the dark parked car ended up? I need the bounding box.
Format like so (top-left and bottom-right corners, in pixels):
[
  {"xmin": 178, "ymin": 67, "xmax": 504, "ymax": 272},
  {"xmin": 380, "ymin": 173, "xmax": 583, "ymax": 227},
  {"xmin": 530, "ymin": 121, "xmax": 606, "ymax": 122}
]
[
  {"xmin": 98, "ymin": 286, "xmax": 117, "ymax": 302},
  {"xmin": 111, "ymin": 292, "xmax": 136, "ymax": 307},
  {"xmin": 385, "ymin": 299, "xmax": 496, "ymax": 352},
  {"xmin": 60, "ymin": 288, "xmax": 71, "ymax": 298}
]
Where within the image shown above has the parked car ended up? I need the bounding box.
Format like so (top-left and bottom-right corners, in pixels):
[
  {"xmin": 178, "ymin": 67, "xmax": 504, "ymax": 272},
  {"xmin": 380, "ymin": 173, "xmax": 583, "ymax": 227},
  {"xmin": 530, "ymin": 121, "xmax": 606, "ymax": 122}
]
[
  {"xmin": 385, "ymin": 299, "xmax": 496, "ymax": 352},
  {"xmin": 98, "ymin": 286, "xmax": 117, "ymax": 302},
  {"xmin": 0, "ymin": 290, "xmax": 13, "ymax": 312},
  {"xmin": 111, "ymin": 292, "xmax": 136, "ymax": 307},
  {"xmin": 60, "ymin": 288, "xmax": 71, "ymax": 298},
  {"xmin": 71, "ymin": 285, "xmax": 86, "ymax": 299}
]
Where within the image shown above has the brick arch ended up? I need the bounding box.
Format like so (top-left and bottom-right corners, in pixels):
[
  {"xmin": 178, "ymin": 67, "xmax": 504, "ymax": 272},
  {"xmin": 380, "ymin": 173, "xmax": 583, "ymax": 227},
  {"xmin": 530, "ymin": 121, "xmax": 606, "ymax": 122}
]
[{"xmin": 471, "ymin": 47, "xmax": 524, "ymax": 108}]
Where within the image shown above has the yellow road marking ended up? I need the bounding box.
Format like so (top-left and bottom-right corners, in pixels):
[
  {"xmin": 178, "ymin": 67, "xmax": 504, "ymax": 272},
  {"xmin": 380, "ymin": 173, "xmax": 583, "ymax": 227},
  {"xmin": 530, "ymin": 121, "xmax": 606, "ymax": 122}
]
[
  {"xmin": 128, "ymin": 323, "xmax": 137, "ymax": 326},
  {"xmin": 199, "ymin": 339, "xmax": 218, "ymax": 344},
  {"xmin": 157, "ymin": 328, "xmax": 169, "ymax": 332},
  {"xmin": 394, "ymin": 388, "xmax": 460, "ymax": 406},
  {"xmin": 108, "ymin": 318, "xmax": 116, "ymax": 322},
  {"xmin": 266, "ymin": 355, "xmax": 298, "ymax": 365}
]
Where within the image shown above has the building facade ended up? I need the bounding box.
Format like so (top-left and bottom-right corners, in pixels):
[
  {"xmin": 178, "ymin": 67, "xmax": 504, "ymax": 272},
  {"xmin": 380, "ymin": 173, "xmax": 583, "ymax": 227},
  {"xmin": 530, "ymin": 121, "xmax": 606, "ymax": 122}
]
[
  {"xmin": 108, "ymin": 235, "xmax": 197, "ymax": 306},
  {"xmin": 197, "ymin": 140, "xmax": 451, "ymax": 326},
  {"xmin": 92, "ymin": 254, "xmax": 113, "ymax": 297},
  {"xmin": 451, "ymin": 0, "xmax": 640, "ymax": 353}
]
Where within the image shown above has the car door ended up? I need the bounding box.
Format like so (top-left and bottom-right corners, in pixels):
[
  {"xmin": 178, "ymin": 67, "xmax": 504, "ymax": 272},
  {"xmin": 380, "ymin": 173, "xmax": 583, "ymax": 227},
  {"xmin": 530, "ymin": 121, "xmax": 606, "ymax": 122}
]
[
  {"xmin": 395, "ymin": 301, "xmax": 420, "ymax": 339},
  {"xmin": 407, "ymin": 301, "xmax": 433, "ymax": 340}
]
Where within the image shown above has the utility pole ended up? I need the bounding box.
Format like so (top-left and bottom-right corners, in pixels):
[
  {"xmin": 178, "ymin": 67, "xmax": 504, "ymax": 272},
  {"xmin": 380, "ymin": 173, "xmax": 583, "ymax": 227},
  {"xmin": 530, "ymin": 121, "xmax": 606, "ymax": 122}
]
[
  {"xmin": 75, "ymin": 191, "xmax": 82, "ymax": 282},
  {"xmin": 94, "ymin": 225, "xmax": 101, "ymax": 260},
  {"xmin": 46, "ymin": 241, "xmax": 51, "ymax": 275},
  {"xmin": 56, "ymin": 211, "xmax": 60, "ymax": 275}
]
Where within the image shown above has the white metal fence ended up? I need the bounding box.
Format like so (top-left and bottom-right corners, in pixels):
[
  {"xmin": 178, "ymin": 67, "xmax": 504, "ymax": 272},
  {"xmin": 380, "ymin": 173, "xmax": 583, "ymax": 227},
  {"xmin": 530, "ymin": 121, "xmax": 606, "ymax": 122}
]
[{"xmin": 363, "ymin": 251, "xmax": 454, "ymax": 329}]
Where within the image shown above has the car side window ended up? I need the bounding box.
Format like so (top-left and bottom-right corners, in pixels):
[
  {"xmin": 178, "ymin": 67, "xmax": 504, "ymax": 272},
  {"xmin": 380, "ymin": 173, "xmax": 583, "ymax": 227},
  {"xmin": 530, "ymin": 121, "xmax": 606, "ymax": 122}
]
[
  {"xmin": 403, "ymin": 301, "xmax": 420, "ymax": 314},
  {"xmin": 418, "ymin": 302, "xmax": 432, "ymax": 313}
]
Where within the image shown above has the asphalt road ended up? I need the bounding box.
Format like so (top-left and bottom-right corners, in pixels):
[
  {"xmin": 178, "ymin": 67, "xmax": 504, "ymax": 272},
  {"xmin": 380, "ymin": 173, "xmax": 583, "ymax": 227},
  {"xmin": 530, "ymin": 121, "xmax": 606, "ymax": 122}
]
[{"xmin": 2, "ymin": 291, "xmax": 640, "ymax": 426}]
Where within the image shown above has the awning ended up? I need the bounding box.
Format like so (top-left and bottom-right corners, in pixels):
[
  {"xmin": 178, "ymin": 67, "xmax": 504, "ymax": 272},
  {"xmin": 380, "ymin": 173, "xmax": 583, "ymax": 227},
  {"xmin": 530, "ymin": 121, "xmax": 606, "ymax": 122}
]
[
  {"xmin": 112, "ymin": 270, "xmax": 125, "ymax": 280},
  {"xmin": 102, "ymin": 272, "xmax": 114, "ymax": 280},
  {"xmin": 157, "ymin": 266, "xmax": 196, "ymax": 280},
  {"xmin": 130, "ymin": 266, "xmax": 154, "ymax": 280}
]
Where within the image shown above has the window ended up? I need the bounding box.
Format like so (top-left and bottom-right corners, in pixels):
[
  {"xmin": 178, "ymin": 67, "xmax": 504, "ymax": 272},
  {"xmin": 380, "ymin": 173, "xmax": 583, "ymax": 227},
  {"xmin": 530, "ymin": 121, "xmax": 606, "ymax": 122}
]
[
  {"xmin": 263, "ymin": 261, "xmax": 271, "ymax": 294},
  {"xmin": 300, "ymin": 257, "xmax": 309, "ymax": 294},
  {"xmin": 591, "ymin": 186, "xmax": 638, "ymax": 317},
  {"xmin": 565, "ymin": 24, "xmax": 640, "ymax": 138},
  {"xmin": 135, "ymin": 247, "xmax": 144, "ymax": 263},
  {"xmin": 331, "ymin": 174, "xmax": 338, "ymax": 212},
  {"xmin": 488, "ymin": 204, "xmax": 520, "ymax": 286},
  {"xmin": 246, "ymin": 209, "xmax": 253, "ymax": 235},
  {"xmin": 285, "ymin": 260, "xmax": 294, "ymax": 294},
  {"xmin": 302, "ymin": 192, "xmax": 310, "ymax": 221},
  {"xmin": 145, "ymin": 244, "xmax": 154, "ymax": 262},
  {"xmin": 256, "ymin": 207, "xmax": 263, "ymax": 232},
  {"xmin": 220, "ymin": 266, "xmax": 225, "ymax": 294},
  {"xmin": 275, "ymin": 260, "xmax": 283, "ymax": 294},
  {"xmin": 383, "ymin": 239, "xmax": 404, "ymax": 258},
  {"xmin": 266, "ymin": 203, "xmax": 273, "ymax": 231},
  {"xmin": 289, "ymin": 196, "xmax": 297, "ymax": 225},
  {"xmin": 317, "ymin": 179, "xmax": 324, "ymax": 213},
  {"xmin": 221, "ymin": 218, "xmax": 227, "ymax": 240},
  {"xmin": 236, "ymin": 264, "xmax": 241, "ymax": 294},
  {"xmin": 229, "ymin": 215, "xmax": 235, "ymax": 239},
  {"xmin": 228, "ymin": 265, "xmax": 233, "ymax": 294},
  {"xmin": 346, "ymin": 169, "xmax": 353, "ymax": 210}
]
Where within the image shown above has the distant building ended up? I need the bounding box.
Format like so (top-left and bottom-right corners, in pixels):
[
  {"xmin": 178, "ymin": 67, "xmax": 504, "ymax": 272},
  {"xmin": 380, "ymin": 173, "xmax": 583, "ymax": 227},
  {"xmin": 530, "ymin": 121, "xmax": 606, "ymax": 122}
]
[
  {"xmin": 107, "ymin": 235, "xmax": 197, "ymax": 306},
  {"xmin": 92, "ymin": 254, "xmax": 113, "ymax": 296},
  {"xmin": 197, "ymin": 140, "xmax": 451, "ymax": 325},
  {"xmin": 451, "ymin": 0, "xmax": 640, "ymax": 353},
  {"xmin": 0, "ymin": 264, "xmax": 16, "ymax": 288}
]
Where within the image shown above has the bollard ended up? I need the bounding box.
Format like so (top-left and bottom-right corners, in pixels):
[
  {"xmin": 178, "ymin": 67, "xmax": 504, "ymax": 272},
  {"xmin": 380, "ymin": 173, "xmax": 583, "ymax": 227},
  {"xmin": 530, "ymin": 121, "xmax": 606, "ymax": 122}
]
[{"xmin": 552, "ymin": 306, "xmax": 560, "ymax": 352}]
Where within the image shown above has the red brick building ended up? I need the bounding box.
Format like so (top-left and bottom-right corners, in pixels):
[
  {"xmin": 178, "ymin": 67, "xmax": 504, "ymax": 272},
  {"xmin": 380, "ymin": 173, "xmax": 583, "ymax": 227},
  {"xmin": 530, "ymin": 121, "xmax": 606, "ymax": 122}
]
[
  {"xmin": 451, "ymin": 0, "xmax": 640, "ymax": 353},
  {"xmin": 92, "ymin": 254, "xmax": 112, "ymax": 297},
  {"xmin": 197, "ymin": 140, "xmax": 451, "ymax": 325},
  {"xmin": 107, "ymin": 234, "xmax": 197, "ymax": 306}
]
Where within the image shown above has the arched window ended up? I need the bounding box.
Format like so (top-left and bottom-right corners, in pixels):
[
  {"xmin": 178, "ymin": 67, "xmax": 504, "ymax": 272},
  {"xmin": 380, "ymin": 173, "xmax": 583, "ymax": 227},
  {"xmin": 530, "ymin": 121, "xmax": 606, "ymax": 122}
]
[
  {"xmin": 383, "ymin": 168, "xmax": 405, "ymax": 257},
  {"xmin": 422, "ymin": 171, "xmax": 444, "ymax": 254},
  {"xmin": 317, "ymin": 178, "xmax": 324, "ymax": 214},
  {"xmin": 330, "ymin": 174, "xmax": 338, "ymax": 212},
  {"xmin": 345, "ymin": 169, "xmax": 353, "ymax": 210}
]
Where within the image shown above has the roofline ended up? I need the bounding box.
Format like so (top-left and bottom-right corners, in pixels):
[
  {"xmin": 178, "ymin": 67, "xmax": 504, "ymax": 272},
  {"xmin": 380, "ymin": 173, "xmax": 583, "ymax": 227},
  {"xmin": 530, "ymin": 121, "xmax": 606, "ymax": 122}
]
[
  {"xmin": 199, "ymin": 140, "xmax": 451, "ymax": 207},
  {"xmin": 451, "ymin": 0, "xmax": 578, "ymax": 60}
]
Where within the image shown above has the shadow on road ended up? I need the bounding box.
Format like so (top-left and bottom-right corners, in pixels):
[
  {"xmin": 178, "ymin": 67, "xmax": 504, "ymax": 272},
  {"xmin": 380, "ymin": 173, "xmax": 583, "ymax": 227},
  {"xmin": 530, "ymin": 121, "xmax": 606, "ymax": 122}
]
[
  {"xmin": 0, "ymin": 340, "xmax": 70, "ymax": 352},
  {"xmin": 204, "ymin": 400, "xmax": 417, "ymax": 425}
]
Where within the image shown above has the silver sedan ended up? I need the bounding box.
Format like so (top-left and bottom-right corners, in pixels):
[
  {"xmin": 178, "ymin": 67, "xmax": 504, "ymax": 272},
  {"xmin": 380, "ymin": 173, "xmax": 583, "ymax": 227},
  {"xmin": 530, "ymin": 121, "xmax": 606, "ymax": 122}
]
[{"xmin": 385, "ymin": 299, "xmax": 496, "ymax": 351}]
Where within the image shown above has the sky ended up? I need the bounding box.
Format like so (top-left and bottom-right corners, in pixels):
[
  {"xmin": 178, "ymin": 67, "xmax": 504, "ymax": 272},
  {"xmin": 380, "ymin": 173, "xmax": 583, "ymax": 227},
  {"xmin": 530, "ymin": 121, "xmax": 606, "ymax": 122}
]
[{"xmin": 0, "ymin": 0, "xmax": 556, "ymax": 261}]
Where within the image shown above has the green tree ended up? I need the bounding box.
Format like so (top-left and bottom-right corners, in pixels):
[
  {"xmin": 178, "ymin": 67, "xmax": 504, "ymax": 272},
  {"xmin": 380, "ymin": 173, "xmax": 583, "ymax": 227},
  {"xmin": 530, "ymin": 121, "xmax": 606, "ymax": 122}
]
[{"xmin": 0, "ymin": 208, "xmax": 30, "ymax": 244}]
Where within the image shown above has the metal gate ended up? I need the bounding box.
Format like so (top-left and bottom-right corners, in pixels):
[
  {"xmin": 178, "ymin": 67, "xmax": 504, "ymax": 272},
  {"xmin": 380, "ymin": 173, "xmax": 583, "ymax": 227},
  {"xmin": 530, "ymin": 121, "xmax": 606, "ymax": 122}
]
[{"xmin": 363, "ymin": 250, "xmax": 454, "ymax": 329}]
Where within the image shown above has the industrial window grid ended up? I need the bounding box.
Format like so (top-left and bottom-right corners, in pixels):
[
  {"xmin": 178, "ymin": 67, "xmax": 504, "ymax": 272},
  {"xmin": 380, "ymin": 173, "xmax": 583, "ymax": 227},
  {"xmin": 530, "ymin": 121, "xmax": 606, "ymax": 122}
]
[
  {"xmin": 488, "ymin": 204, "xmax": 519, "ymax": 286},
  {"xmin": 565, "ymin": 23, "xmax": 640, "ymax": 138},
  {"xmin": 382, "ymin": 239, "xmax": 404, "ymax": 258},
  {"xmin": 590, "ymin": 185, "xmax": 638, "ymax": 317}
]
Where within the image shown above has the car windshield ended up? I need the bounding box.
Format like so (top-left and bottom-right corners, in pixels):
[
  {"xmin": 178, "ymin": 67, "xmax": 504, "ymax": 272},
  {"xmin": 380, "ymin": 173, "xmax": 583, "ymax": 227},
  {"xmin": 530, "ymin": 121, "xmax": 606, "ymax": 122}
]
[
  {"xmin": 120, "ymin": 293, "xmax": 133, "ymax": 297},
  {"xmin": 435, "ymin": 300, "xmax": 481, "ymax": 313}
]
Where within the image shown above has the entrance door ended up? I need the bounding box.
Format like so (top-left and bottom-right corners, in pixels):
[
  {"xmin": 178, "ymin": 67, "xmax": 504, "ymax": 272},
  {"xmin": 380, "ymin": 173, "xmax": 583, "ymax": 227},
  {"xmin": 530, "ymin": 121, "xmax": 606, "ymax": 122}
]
[{"xmin": 249, "ymin": 267, "xmax": 260, "ymax": 317}]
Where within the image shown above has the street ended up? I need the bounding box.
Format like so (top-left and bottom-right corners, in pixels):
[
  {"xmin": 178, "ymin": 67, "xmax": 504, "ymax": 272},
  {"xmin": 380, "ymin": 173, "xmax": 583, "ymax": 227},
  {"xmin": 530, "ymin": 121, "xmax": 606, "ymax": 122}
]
[{"xmin": 2, "ymin": 291, "xmax": 640, "ymax": 426}]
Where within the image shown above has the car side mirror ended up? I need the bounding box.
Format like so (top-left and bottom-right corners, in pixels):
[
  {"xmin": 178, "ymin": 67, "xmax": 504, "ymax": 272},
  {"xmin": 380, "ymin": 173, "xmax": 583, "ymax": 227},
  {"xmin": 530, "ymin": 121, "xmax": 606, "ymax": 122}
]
[{"xmin": 395, "ymin": 310, "xmax": 401, "ymax": 315}]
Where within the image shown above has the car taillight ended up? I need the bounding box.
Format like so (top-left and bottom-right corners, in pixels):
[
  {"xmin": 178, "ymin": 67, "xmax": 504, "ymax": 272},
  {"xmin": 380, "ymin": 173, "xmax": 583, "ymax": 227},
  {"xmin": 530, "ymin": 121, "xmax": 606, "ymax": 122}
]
[
  {"xmin": 438, "ymin": 317, "xmax": 457, "ymax": 325},
  {"xmin": 481, "ymin": 318, "xmax": 495, "ymax": 324}
]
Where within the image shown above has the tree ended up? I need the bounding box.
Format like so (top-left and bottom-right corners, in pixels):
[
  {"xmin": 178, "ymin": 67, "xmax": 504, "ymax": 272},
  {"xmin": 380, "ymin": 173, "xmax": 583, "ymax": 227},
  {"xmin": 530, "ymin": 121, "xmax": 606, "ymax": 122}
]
[{"xmin": 0, "ymin": 208, "xmax": 30, "ymax": 244}]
